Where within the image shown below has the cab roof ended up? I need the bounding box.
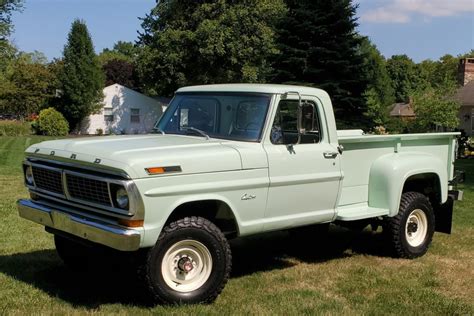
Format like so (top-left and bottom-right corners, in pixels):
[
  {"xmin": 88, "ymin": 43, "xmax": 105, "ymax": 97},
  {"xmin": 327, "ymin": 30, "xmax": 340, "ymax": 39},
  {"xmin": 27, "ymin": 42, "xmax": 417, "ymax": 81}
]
[{"xmin": 176, "ymin": 83, "xmax": 329, "ymax": 97}]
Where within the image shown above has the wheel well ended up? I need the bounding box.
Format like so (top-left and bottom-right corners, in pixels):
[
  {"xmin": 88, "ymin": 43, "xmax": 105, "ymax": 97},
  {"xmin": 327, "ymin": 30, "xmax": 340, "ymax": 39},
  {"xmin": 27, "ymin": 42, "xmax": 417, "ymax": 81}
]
[
  {"xmin": 403, "ymin": 173, "xmax": 441, "ymax": 206},
  {"xmin": 165, "ymin": 200, "xmax": 239, "ymax": 238}
]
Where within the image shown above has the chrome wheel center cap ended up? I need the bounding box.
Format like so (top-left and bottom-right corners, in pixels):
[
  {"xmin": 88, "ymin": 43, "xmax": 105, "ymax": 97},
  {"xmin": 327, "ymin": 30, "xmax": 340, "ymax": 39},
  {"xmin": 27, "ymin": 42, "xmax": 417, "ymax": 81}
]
[{"xmin": 178, "ymin": 257, "xmax": 194, "ymax": 272}]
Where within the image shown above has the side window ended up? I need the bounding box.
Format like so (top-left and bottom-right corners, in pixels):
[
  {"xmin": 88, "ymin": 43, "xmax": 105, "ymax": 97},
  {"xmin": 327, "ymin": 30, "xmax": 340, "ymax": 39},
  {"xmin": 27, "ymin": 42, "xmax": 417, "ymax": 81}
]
[
  {"xmin": 270, "ymin": 100, "xmax": 321, "ymax": 144},
  {"xmin": 131, "ymin": 108, "xmax": 140, "ymax": 123},
  {"xmin": 104, "ymin": 108, "xmax": 113, "ymax": 122}
]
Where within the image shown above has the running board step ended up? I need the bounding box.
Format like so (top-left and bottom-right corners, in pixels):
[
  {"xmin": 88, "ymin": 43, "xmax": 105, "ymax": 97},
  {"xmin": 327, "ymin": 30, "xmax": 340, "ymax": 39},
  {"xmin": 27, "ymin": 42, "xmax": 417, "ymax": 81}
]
[{"xmin": 336, "ymin": 205, "xmax": 389, "ymax": 221}]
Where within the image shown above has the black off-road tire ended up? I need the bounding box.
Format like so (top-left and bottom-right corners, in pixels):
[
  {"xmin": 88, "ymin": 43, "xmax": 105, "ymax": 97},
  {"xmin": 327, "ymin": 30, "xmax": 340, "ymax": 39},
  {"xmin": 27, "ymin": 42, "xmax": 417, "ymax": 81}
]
[
  {"xmin": 386, "ymin": 192, "xmax": 435, "ymax": 259},
  {"xmin": 144, "ymin": 216, "xmax": 232, "ymax": 305}
]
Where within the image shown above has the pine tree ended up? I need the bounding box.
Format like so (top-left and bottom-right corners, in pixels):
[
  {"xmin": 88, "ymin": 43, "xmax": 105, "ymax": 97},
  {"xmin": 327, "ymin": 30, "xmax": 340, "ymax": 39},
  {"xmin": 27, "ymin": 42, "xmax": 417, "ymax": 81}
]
[
  {"xmin": 57, "ymin": 19, "xmax": 104, "ymax": 130},
  {"xmin": 272, "ymin": 0, "xmax": 368, "ymax": 128}
]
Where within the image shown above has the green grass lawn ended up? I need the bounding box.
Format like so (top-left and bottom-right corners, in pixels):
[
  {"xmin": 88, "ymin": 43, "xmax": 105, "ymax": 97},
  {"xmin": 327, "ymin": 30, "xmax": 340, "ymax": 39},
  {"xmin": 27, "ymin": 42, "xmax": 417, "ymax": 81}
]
[{"xmin": 0, "ymin": 136, "xmax": 473, "ymax": 315}]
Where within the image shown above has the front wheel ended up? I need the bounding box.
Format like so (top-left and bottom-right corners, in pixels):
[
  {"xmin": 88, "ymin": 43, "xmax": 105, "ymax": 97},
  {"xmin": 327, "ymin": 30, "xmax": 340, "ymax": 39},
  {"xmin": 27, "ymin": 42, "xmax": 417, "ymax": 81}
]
[
  {"xmin": 144, "ymin": 216, "xmax": 232, "ymax": 304},
  {"xmin": 386, "ymin": 192, "xmax": 435, "ymax": 259}
]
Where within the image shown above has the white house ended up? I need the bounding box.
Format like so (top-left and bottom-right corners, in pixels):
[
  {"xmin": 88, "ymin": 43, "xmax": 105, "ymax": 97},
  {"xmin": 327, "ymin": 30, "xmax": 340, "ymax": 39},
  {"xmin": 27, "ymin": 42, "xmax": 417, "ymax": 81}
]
[{"xmin": 80, "ymin": 84, "xmax": 168, "ymax": 135}]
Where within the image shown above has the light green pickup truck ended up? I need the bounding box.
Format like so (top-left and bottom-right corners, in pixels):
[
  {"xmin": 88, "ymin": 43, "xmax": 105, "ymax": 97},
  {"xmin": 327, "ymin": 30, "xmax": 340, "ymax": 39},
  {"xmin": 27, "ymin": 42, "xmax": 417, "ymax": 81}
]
[{"xmin": 18, "ymin": 84, "xmax": 463, "ymax": 304}]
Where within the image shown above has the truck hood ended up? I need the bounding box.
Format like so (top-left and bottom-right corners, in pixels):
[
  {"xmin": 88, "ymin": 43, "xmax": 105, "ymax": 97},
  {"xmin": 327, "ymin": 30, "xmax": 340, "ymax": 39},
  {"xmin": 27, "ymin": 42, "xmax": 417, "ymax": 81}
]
[{"xmin": 25, "ymin": 135, "xmax": 244, "ymax": 179}]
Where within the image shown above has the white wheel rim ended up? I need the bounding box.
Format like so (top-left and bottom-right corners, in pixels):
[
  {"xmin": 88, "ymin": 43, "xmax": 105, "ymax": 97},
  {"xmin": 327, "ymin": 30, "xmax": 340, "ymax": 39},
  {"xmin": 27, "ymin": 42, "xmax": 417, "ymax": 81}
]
[
  {"xmin": 405, "ymin": 209, "xmax": 428, "ymax": 247},
  {"xmin": 161, "ymin": 240, "xmax": 213, "ymax": 293}
]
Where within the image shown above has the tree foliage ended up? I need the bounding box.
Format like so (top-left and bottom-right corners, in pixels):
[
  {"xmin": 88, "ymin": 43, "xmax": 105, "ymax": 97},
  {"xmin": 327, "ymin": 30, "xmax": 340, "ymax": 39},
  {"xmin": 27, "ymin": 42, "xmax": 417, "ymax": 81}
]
[
  {"xmin": 99, "ymin": 41, "xmax": 139, "ymax": 65},
  {"xmin": 0, "ymin": 55, "xmax": 55, "ymax": 116},
  {"xmin": 57, "ymin": 19, "xmax": 104, "ymax": 130},
  {"xmin": 359, "ymin": 37, "xmax": 394, "ymax": 125},
  {"xmin": 98, "ymin": 41, "xmax": 140, "ymax": 89},
  {"xmin": 386, "ymin": 55, "xmax": 418, "ymax": 103},
  {"xmin": 271, "ymin": 0, "xmax": 368, "ymax": 128},
  {"xmin": 0, "ymin": 0, "xmax": 22, "ymax": 82},
  {"xmin": 138, "ymin": 0, "xmax": 286, "ymax": 96},
  {"xmin": 410, "ymin": 85, "xmax": 460, "ymax": 132},
  {"xmin": 0, "ymin": 0, "xmax": 22, "ymax": 40},
  {"xmin": 109, "ymin": 41, "xmax": 138, "ymax": 59},
  {"xmin": 102, "ymin": 59, "xmax": 138, "ymax": 88}
]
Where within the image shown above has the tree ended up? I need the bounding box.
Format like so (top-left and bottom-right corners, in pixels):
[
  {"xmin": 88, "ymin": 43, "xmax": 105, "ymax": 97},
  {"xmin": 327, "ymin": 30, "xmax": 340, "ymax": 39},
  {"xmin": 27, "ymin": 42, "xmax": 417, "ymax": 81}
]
[
  {"xmin": 110, "ymin": 41, "xmax": 138, "ymax": 59},
  {"xmin": 0, "ymin": 39, "xmax": 16, "ymax": 73},
  {"xmin": 98, "ymin": 41, "xmax": 140, "ymax": 89},
  {"xmin": 138, "ymin": 0, "xmax": 286, "ymax": 96},
  {"xmin": 98, "ymin": 50, "xmax": 130, "ymax": 66},
  {"xmin": 99, "ymin": 41, "xmax": 138, "ymax": 65},
  {"xmin": 0, "ymin": 54, "xmax": 55, "ymax": 116},
  {"xmin": 102, "ymin": 58, "xmax": 138, "ymax": 88},
  {"xmin": 410, "ymin": 85, "xmax": 460, "ymax": 132},
  {"xmin": 386, "ymin": 55, "xmax": 418, "ymax": 102},
  {"xmin": 0, "ymin": 0, "xmax": 22, "ymax": 40},
  {"xmin": 57, "ymin": 20, "xmax": 104, "ymax": 130},
  {"xmin": 359, "ymin": 37, "xmax": 394, "ymax": 126},
  {"xmin": 271, "ymin": 0, "xmax": 369, "ymax": 128},
  {"xmin": 416, "ymin": 55, "xmax": 458, "ymax": 90},
  {"xmin": 0, "ymin": 0, "xmax": 22, "ymax": 77}
]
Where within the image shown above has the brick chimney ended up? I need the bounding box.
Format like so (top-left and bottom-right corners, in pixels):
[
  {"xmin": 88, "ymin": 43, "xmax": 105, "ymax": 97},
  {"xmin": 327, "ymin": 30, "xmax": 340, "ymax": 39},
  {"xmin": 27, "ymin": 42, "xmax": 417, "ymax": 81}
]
[{"xmin": 458, "ymin": 58, "xmax": 474, "ymax": 86}]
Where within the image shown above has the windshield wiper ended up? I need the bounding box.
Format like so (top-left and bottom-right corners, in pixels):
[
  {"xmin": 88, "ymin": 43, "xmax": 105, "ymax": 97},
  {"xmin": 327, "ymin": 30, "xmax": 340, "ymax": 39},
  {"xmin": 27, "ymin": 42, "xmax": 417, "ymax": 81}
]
[
  {"xmin": 152, "ymin": 127, "xmax": 165, "ymax": 135},
  {"xmin": 183, "ymin": 126, "xmax": 210, "ymax": 140}
]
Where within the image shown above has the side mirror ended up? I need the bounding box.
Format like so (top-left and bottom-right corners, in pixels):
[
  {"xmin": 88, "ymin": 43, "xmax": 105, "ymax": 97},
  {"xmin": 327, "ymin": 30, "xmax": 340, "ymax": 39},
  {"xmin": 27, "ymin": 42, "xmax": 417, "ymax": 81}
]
[
  {"xmin": 283, "ymin": 91, "xmax": 303, "ymax": 145},
  {"xmin": 299, "ymin": 103, "xmax": 315, "ymax": 133}
]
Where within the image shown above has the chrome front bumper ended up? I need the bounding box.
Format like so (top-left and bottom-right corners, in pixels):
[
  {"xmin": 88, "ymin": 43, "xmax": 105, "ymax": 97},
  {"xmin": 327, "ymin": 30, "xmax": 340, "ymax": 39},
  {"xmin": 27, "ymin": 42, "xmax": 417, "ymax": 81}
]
[{"xmin": 17, "ymin": 199, "xmax": 142, "ymax": 251}]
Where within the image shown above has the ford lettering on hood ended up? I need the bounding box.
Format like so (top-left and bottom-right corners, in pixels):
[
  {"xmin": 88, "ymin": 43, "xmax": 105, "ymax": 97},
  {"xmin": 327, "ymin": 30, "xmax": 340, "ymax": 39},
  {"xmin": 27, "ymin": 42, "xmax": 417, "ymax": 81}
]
[{"xmin": 25, "ymin": 134, "xmax": 243, "ymax": 179}]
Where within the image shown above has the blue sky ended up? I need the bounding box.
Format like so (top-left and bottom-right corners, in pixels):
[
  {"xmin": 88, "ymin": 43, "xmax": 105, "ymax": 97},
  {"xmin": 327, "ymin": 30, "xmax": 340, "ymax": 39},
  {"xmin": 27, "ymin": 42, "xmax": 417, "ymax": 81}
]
[{"xmin": 10, "ymin": 0, "xmax": 474, "ymax": 63}]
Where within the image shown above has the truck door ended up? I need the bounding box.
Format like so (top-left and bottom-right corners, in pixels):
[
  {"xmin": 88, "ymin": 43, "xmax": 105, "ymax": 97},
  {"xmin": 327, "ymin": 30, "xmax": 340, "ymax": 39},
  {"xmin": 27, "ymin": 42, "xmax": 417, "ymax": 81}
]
[{"xmin": 263, "ymin": 95, "xmax": 342, "ymax": 230}]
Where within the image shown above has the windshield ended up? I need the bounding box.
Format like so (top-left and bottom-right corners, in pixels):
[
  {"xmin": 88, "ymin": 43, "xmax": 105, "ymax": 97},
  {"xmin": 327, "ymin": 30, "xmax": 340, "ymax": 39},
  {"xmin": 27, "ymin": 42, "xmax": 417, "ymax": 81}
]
[{"xmin": 156, "ymin": 93, "xmax": 272, "ymax": 142}]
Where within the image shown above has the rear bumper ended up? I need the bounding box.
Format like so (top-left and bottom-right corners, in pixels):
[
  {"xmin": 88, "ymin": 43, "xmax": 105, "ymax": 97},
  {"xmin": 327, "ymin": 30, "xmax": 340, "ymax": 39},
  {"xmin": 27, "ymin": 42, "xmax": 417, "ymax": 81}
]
[{"xmin": 17, "ymin": 199, "xmax": 142, "ymax": 251}]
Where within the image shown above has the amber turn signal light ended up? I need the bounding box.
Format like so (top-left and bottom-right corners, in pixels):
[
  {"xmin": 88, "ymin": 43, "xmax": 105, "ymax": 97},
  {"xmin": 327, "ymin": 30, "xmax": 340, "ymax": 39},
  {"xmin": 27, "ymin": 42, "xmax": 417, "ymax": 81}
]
[
  {"xmin": 145, "ymin": 167, "xmax": 165, "ymax": 174},
  {"xmin": 118, "ymin": 219, "xmax": 144, "ymax": 227},
  {"xmin": 145, "ymin": 166, "xmax": 182, "ymax": 175}
]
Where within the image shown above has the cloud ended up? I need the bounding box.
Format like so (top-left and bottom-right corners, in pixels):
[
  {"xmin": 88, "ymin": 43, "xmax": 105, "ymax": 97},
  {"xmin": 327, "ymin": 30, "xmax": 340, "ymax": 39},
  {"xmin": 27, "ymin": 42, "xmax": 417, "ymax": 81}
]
[{"xmin": 360, "ymin": 0, "xmax": 474, "ymax": 23}]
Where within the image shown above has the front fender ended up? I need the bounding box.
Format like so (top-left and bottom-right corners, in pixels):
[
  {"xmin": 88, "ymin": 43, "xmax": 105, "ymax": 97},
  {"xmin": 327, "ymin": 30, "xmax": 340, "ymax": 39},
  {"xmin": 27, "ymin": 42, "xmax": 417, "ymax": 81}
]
[
  {"xmin": 138, "ymin": 193, "xmax": 244, "ymax": 248},
  {"xmin": 368, "ymin": 152, "xmax": 447, "ymax": 216}
]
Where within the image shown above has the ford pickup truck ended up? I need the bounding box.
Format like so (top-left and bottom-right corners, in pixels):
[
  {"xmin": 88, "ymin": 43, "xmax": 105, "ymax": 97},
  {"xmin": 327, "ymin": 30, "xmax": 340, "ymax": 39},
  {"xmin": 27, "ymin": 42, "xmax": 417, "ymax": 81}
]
[{"xmin": 18, "ymin": 84, "xmax": 462, "ymax": 304}]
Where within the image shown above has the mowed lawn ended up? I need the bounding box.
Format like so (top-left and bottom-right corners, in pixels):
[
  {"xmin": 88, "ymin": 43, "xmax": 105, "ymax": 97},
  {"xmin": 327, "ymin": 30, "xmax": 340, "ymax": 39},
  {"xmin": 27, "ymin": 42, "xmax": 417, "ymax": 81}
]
[{"xmin": 0, "ymin": 136, "xmax": 473, "ymax": 315}]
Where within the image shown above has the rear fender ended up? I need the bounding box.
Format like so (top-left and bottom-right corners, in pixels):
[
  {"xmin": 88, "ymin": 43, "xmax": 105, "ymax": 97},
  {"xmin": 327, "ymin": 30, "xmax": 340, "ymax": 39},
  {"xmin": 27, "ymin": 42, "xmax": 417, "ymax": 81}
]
[{"xmin": 368, "ymin": 152, "xmax": 447, "ymax": 216}]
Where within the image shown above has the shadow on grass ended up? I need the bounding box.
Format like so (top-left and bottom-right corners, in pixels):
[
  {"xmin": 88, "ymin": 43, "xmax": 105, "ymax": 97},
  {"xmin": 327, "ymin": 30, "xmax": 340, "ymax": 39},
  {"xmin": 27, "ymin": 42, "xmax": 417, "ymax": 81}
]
[
  {"xmin": 0, "ymin": 226, "xmax": 391, "ymax": 308},
  {"xmin": 230, "ymin": 225, "xmax": 392, "ymax": 277}
]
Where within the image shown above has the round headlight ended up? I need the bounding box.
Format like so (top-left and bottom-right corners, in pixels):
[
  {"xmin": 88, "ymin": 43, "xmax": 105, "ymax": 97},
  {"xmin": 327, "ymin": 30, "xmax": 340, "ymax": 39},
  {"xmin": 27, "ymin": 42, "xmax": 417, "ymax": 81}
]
[
  {"xmin": 115, "ymin": 188, "xmax": 129, "ymax": 209},
  {"xmin": 25, "ymin": 166, "xmax": 34, "ymax": 185}
]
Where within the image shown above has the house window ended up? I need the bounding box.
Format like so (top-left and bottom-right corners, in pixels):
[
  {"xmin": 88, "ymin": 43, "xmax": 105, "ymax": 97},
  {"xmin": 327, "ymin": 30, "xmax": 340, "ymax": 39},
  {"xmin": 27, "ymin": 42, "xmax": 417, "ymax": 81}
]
[
  {"xmin": 104, "ymin": 108, "xmax": 113, "ymax": 122},
  {"xmin": 131, "ymin": 108, "xmax": 140, "ymax": 123}
]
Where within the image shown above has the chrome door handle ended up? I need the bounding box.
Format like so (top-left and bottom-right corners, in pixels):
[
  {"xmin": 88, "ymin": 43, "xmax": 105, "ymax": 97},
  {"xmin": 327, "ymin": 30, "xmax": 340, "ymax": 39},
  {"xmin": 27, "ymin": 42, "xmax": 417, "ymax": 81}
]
[{"xmin": 323, "ymin": 152, "xmax": 338, "ymax": 159}]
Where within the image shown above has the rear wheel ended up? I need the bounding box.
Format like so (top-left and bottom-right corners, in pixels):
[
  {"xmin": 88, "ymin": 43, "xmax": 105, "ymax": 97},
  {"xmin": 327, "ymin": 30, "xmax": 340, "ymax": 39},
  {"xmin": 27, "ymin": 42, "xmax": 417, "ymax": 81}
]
[
  {"xmin": 144, "ymin": 216, "xmax": 231, "ymax": 304},
  {"xmin": 386, "ymin": 192, "xmax": 435, "ymax": 259}
]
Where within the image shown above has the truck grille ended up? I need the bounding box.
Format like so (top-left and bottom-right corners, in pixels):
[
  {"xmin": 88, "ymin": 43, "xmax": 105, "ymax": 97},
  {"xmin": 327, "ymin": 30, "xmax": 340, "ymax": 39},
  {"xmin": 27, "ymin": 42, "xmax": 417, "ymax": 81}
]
[
  {"xmin": 66, "ymin": 173, "xmax": 111, "ymax": 206},
  {"xmin": 29, "ymin": 164, "xmax": 116, "ymax": 209},
  {"xmin": 32, "ymin": 166, "xmax": 64, "ymax": 194}
]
